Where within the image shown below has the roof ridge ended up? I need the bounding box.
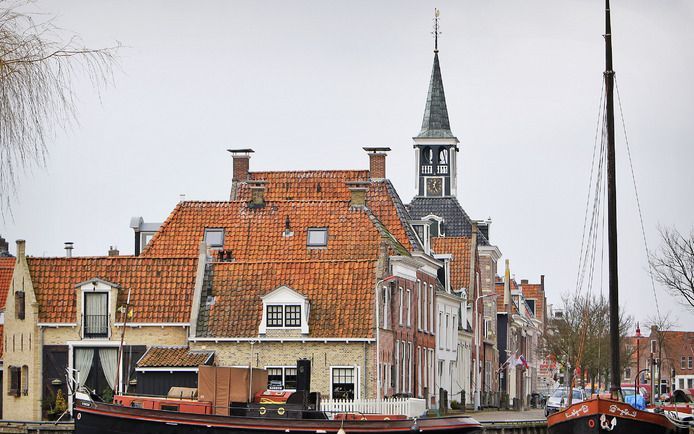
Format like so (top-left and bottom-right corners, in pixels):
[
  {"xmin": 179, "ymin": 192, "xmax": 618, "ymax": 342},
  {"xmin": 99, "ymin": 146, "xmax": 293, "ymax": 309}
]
[
  {"xmin": 211, "ymin": 259, "xmax": 378, "ymax": 265},
  {"xmin": 250, "ymin": 169, "xmax": 369, "ymax": 174},
  {"xmin": 26, "ymin": 256, "xmax": 197, "ymax": 261}
]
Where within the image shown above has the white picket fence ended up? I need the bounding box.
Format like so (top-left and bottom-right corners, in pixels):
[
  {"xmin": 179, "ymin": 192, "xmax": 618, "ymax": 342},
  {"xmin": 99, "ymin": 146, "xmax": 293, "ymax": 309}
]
[{"xmin": 320, "ymin": 398, "xmax": 427, "ymax": 419}]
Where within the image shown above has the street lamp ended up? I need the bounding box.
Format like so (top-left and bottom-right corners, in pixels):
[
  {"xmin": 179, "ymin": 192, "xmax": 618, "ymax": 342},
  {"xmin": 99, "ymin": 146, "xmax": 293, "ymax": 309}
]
[
  {"xmin": 375, "ymin": 275, "xmax": 397, "ymax": 401},
  {"xmin": 474, "ymin": 292, "xmax": 497, "ymax": 411}
]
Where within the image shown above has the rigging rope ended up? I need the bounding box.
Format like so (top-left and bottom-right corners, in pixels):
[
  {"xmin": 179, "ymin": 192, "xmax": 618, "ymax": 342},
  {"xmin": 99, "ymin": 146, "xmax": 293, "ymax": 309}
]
[{"xmin": 614, "ymin": 78, "xmax": 663, "ymax": 322}]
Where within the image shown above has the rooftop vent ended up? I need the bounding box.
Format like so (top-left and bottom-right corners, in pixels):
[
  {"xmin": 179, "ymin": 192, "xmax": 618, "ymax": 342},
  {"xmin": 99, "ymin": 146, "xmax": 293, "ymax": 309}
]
[{"xmin": 64, "ymin": 242, "xmax": 74, "ymax": 258}]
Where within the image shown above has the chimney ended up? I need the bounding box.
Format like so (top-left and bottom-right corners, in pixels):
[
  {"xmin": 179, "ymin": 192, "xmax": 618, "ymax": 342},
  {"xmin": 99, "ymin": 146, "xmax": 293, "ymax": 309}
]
[
  {"xmin": 248, "ymin": 180, "xmax": 267, "ymax": 209},
  {"xmin": 108, "ymin": 246, "xmax": 120, "ymax": 257},
  {"xmin": 16, "ymin": 239, "xmax": 26, "ymax": 260},
  {"xmin": 346, "ymin": 181, "xmax": 369, "ymax": 208},
  {"xmin": 64, "ymin": 242, "xmax": 74, "ymax": 258},
  {"xmin": 227, "ymin": 149, "xmax": 254, "ymax": 182},
  {"xmin": 540, "ymin": 275, "xmax": 545, "ymax": 292},
  {"xmin": 363, "ymin": 147, "xmax": 391, "ymax": 180},
  {"xmin": 521, "ymin": 279, "xmax": 529, "ymax": 285}
]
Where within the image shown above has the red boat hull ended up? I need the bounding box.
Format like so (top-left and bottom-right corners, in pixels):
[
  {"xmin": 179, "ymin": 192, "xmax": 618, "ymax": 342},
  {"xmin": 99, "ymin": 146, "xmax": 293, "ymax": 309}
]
[
  {"xmin": 74, "ymin": 400, "xmax": 482, "ymax": 434},
  {"xmin": 547, "ymin": 397, "xmax": 682, "ymax": 434}
]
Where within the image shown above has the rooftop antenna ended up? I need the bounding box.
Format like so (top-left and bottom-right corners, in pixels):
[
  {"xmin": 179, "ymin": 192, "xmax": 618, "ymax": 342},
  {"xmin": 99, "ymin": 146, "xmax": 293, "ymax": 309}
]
[{"xmin": 433, "ymin": 8, "xmax": 441, "ymax": 53}]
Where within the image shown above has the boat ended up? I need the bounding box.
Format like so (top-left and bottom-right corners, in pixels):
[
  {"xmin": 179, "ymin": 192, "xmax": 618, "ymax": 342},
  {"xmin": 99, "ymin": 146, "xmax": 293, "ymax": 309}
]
[
  {"xmin": 548, "ymin": 2, "xmax": 689, "ymax": 433},
  {"xmin": 74, "ymin": 361, "xmax": 482, "ymax": 434}
]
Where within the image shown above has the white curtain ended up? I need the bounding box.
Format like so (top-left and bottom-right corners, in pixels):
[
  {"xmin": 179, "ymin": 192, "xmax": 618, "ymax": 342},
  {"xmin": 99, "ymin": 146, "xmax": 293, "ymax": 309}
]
[
  {"xmin": 75, "ymin": 348, "xmax": 94, "ymax": 387},
  {"xmin": 99, "ymin": 348, "xmax": 119, "ymax": 391},
  {"xmin": 85, "ymin": 293, "xmax": 108, "ymax": 334}
]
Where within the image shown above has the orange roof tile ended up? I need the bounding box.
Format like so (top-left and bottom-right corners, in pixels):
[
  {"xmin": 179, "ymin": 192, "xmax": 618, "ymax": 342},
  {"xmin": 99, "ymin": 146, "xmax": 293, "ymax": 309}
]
[
  {"xmin": 519, "ymin": 282, "xmax": 545, "ymax": 323},
  {"xmin": 238, "ymin": 170, "xmax": 370, "ymax": 201},
  {"xmin": 142, "ymin": 200, "xmax": 400, "ymax": 260},
  {"xmin": 198, "ymin": 260, "xmax": 377, "ymax": 339},
  {"xmin": 137, "ymin": 346, "xmax": 214, "ymax": 368},
  {"xmin": 27, "ymin": 257, "xmax": 197, "ymax": 323},
  {"xmin": 0, "ymin": 257, "xmax": 14, "ymax": 309},
  {"xmin": 431, "ymin": 237, "xmax": 472, "ymax": 291}
]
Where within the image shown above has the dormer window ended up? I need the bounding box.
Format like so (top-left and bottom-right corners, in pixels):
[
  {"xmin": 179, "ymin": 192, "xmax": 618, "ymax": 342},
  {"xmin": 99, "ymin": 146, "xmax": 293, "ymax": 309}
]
[
  {"xmin": 76, "ymin": 278, "xmax": 118, "ymax": 340},
  {"xmin": 410, "ymin": 221, "xmax": 431, "ymax": 254},
  {"xmin": 204, "ymin": 228, "xmax": 225, "ymax": 249},
  {"xmin": 307, "ymin": 228, "xmax": 328, "ymax": 247},
  {"xmin": 259, "ymin": 286, "xmax": 310, "ymax": 335},
  {"xmin": 267, "ymin": 304, "xmax": 301, "ymax": 328},
  {"xmin": 423, "ymin": 215, "xmax": 445, "ymax": 237}
]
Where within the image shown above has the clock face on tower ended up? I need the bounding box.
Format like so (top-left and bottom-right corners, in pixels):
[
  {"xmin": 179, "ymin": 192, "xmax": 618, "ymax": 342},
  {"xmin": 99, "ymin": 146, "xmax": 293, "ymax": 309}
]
[{"xmin": 426, "ymin": 177, "xmax": 443, "ymax": 197}]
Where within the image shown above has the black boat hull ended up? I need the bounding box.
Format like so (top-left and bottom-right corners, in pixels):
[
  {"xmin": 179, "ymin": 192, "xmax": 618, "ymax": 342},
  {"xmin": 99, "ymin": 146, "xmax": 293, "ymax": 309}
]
[{"xmin": 75, "ymin": 401, "xmax": 482, "ymax": 434}]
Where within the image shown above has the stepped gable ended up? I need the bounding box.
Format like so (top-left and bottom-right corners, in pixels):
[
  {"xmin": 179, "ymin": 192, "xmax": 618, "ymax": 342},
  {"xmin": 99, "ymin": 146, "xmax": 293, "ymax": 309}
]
[
  {"xmin": 141, "ymin": 200, "xmax": 402, "ymax": 260},
  {"xmin": 196, "ymin": 260, "xmax": 377, "ymax": 339},
  {"xmin": 137, "ymin": 346, "xmax": 214, "ymax": 368},
  {"xmin": 431, "ymin": 237, "xmax": 472, "ymax": 291},
  {"xmin": 26, "ymin": 257, "xmax": 197, "ymax": 323}
]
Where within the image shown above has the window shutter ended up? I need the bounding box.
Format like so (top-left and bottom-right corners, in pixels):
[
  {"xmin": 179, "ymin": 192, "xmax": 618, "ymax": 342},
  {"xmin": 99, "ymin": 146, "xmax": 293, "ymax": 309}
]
[{"xmin": 15, "ymin": 291, "xmax": 25, "ymax": 320}]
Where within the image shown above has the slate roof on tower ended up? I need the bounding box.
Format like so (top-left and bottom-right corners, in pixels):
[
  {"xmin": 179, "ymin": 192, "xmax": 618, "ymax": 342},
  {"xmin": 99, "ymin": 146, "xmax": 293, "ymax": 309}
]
[{"xmin": 417, "ymin": 52, "xmax": 456, "ymax": 139}]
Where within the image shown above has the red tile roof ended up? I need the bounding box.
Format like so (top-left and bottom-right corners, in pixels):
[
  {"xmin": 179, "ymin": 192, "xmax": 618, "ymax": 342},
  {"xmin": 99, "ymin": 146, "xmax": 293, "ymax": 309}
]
[
  {"xmin": 142, "ymin": 200, "xmax": 403, "ymax": 260},
  {"xmin": 0, "ymin": 257, "xmax": 15, "ymax": 309},
  {"xmin": 431, "ymin": 237, "xmax": 472, "ymax": 291},
  {"xmin": 238, "ymin": 170, "xmax": 370, "ymax": 201},
  {"xmin": 27, "ymin": 257, "xmax": 197, "ymax": 323},
  {"xmin": 198, "ymin": 260, "xmax": 377, "ymax": 338},
  {"xmin": 519, "ymin": 282, "xmax": 545, "ymax": 323},
  {"xmin": 137, "ymin": 346, "xmax": 214, "ymax": 368}
]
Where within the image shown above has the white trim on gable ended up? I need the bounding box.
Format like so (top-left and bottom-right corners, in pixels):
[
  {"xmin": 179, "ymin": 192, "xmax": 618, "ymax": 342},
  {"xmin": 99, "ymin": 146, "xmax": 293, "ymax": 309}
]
[{"xmin": 259, "ymin": 285, "xmax": 310, "ymax": 335}]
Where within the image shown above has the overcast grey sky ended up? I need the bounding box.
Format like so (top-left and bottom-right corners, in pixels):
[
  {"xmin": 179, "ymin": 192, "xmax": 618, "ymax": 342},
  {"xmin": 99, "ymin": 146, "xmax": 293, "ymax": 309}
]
[{"xmin": 3, "ymin": 0, "xmax": 693, "ymax": 329}]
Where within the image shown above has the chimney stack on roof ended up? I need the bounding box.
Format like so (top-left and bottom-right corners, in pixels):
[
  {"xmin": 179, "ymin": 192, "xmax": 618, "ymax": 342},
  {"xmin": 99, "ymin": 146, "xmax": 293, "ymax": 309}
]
[
  {"xmin": 64, "ymin": 242, "xmax": 74, "ymax": 258},
  {"xmin": 540, "ymin": 275, "xmax": 545, "ymax": 292},
  {"xmin": 108, "ymin": 246, "xmax": 120, "ymax": 257},
  {"xmin": 363, "ymin": 147, "xmax": 391, "ymax": 180},
  {"xmin": 346, "ymin": 181, "xmax": 370, "ymax": 208},
  {"xmin": 16, "ymin": 239, "xmax": 26, "ymax": 260},
  {"xmin": 227, "ymin": 149, "xmax": 254, "ymax": 182},
  {"xmin": 521, "ymin": 279, "xmax": 529, "ymax": 285},
  {"xmin": 248, "ymin": 180, "xmax": 267, "ymax": 209}
]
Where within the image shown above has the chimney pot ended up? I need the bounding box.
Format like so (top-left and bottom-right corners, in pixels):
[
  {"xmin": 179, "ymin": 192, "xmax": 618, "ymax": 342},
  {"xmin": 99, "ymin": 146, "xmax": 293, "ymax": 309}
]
[
  {"xmin": 228, "ymin": 149, "xmax": 254, "ymax": 182},
  {"xmin": 363, "ymin": 147, "xmax": 391, "ymax": 180},
  {"xmin": 64, "ymin": 242, "xmax": 74, "ymax": 258}
]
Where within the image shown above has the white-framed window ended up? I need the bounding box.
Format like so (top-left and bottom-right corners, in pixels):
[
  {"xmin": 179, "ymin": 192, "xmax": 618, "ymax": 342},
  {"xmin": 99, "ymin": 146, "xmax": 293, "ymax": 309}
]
[
  {"xmin": 689, "ymin": 356, "xmax": 693, "ymax": 369},
  {"xmin": 395, "ymin": 341, "xmax": 400, "ymax": 393},
  {"xmin": 624, "ymin": 367, "xmax": 632, "ymax": 380},
  {"xmin": 266, "ymin": 366, "xmax": 297, "ymax": 390},
  {"xmin": 422, "ymin": 282, "xmax": 428, "ymax": 332},
  {"xmin": 682, "ymin": 357, "xmax": 687, "ymax": 369},
  {"xmin": 445, "ymin": 314, "xmax": 450, "ymax": 350},
  {"xmin": 423, "ymin": 215, "xmax": 445, "ymax": 237},
  {"xmin": 399, "ymin": 287, "xmax": 404, "ymax": 325},
  {"xmin": 430, "ymin": 284, "xmax": 435, "ymax": 333},
  {"xmin": 266, "ymin": 304, "xmax": 301, "ymax": 328},
  {"xmin": 307, "ymin": 228, "xmax": 328, "ymax": 247},
  {"xmin": 331, "ymin": 366, "xmax": 359, "ymax": 400},
  {"xmin": 689, "ymin": 378, "xmax": 694, "ymax": 388},
  {"xmin": 401, "ymin": 341, "xmax": 406, "ymax": 393},
  {"xmin": 204, "ymin": 228, "xmax": 225, "ymax": 248},
  {"xmin": 438, "ymin": 312, "xmax": 443, "ymax": 349},
  {"xmin": 408, "ymin": 342, "xmax": 413, "ymax": 394},
  {"xmin": 650, "ymin": 339, "xmax": 657, "ymax": 354},
  {"xmin": 417, "ymin": 280, "xmax": 422, "ymax": 330},
  {"xmin": 259, "ymin": 286, "xmax": 310, "ymax": 335},
  {"xmin": 383, "ymin": 285, "xmax": 390, "ymax": 329},
  {"xmin": 406, "ymin": 289, "xmax": 411, "ymax": 327}
]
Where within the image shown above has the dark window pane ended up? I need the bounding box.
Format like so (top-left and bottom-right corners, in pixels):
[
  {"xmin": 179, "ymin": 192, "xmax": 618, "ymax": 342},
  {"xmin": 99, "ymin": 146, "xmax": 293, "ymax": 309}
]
[
  {"xmin": 332, "ymin": 368, "xmax": 355, "ymax": 400},
  {"xmin": 285, "ymin": 368, "xmax": 297, "ymax": 389},
  {"xmin": 285, "ymin": 305, "xmax": 301, "ymax": 327},
  {"xmin": 267, "ymin": 305, "xmax": 283, "ymax": 327}
]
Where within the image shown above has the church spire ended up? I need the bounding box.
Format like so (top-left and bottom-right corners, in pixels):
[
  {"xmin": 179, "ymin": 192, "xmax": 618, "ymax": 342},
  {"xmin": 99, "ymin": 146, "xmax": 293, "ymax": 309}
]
[{"xmin": 417, "ymin": 9, "xmax": 454, "ymax": 139}]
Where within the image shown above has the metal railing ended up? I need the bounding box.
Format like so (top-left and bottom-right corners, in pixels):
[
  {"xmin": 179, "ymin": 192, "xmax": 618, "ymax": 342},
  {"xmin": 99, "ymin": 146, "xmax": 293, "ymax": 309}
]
[{"xmin": 84, "ymin": 314, "xmax": 109, "ymax": 338}]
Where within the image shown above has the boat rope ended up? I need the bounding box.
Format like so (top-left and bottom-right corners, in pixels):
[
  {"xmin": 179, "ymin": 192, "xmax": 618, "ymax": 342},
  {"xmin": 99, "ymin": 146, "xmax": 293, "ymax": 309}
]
[{"xmin": 614, "ymin": 77, "xmax": 663, "ymax": 322}]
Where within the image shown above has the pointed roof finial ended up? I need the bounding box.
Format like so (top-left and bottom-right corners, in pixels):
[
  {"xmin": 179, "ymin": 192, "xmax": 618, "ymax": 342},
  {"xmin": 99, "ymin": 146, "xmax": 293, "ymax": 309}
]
[{"xmin": 433, "ymin": 8, "xmax": 441, "ymax": 53}]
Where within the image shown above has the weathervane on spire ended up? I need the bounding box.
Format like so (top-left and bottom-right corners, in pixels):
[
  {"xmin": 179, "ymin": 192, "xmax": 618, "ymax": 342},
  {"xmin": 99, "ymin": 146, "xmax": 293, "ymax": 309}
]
[{"xmin": 433, "ymin": 8, "xmax": 441, "ymax": 53}]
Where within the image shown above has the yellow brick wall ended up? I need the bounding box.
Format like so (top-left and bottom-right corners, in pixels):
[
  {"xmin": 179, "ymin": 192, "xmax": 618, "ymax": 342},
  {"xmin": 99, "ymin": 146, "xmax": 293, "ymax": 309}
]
[{"xmin": 191, "ymin": 341, "xmax": 377, "ymax": 399}]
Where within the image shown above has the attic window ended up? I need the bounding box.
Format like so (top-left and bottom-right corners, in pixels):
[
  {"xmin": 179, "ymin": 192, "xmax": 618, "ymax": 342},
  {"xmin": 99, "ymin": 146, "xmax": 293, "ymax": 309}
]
[
  {"xmin": 307, "ymin": 228, "xmax": 328, "ymax": 247},
  {"xmin": 204, "ymin": 228, "xmax": 224, "ymax": 249}
]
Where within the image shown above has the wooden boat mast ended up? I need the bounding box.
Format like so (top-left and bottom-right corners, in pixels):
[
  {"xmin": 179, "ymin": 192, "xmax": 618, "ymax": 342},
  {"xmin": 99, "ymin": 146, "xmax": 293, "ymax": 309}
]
[{"xmin": 604, "ymin": 0, "xmax": 621, "ymax": 398}]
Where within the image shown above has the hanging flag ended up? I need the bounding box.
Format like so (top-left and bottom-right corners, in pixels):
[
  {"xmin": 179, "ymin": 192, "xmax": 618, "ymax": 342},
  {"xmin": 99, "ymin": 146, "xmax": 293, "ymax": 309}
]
[{"xmin": 519, "ymin": 355, "xmax": 529, "ymax": 370}]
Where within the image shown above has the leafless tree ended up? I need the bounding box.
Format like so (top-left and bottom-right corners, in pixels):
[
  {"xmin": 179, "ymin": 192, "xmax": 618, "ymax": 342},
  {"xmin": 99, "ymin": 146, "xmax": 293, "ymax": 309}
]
[
  {"xmin": 650, "ymin": 226, "xmax": 694, "ymax": 311},
  {"xmin": 0, "ymin": 0, "xmax": 119, "ymax": 214}
]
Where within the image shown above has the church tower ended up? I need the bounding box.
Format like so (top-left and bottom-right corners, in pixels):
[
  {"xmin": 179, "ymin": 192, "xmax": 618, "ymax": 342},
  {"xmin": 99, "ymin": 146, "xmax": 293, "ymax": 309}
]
[{"xmin": 414, "ymin": 10, "xmax": 459, "ymax": 198}]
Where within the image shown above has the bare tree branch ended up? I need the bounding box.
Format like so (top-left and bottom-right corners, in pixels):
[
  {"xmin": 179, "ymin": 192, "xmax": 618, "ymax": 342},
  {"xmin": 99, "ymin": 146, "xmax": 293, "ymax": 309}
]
[
  {"xmin": 0, "ymin": 0, "xmax": 120, "ymax": 216},
  {"xmin": 650, "ymin": 226, "xmax": 694, "ymax": 310}
]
